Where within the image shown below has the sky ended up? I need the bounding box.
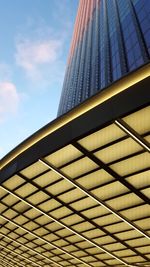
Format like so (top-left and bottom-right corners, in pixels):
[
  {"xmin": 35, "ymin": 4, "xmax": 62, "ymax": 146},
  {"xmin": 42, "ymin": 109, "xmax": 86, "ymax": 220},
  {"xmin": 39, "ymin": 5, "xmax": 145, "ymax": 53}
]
[{"xmin": 0, "ymin": 0, "xmax": 79, "ymax": 159}]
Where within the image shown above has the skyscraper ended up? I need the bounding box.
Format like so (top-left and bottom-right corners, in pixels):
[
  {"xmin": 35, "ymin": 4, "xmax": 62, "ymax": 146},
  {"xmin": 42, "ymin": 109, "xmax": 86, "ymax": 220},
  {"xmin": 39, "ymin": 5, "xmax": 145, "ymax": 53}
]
[
  {"xmin": 58, "ymin": 0, "xmax": 150, "ymax": 116},
  {"xmin": 0, "ymin": 1, "xmax": 149, "ymax": 266}
]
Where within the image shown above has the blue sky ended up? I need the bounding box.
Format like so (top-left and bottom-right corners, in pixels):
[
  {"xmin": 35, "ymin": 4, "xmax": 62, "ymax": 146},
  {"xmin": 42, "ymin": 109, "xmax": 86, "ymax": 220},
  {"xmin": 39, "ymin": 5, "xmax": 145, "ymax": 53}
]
[{"xmin": 0, "ymin": 0, "xmax": 79, "ymax": 159}]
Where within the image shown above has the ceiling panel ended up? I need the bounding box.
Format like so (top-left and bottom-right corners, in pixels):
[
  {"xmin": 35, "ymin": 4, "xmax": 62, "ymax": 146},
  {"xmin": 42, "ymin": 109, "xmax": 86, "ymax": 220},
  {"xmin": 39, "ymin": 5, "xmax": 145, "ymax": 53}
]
[{"xmin": 0, "ymin": 105, "xmax": 149, "ymax": 267}]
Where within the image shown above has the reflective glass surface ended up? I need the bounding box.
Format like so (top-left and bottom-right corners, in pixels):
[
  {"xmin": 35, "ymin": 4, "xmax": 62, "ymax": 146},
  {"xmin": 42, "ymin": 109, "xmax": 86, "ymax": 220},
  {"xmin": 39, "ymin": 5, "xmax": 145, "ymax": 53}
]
[{"xmin": 58, "ymin": 0, "xmax": 150, "ymax": 116}]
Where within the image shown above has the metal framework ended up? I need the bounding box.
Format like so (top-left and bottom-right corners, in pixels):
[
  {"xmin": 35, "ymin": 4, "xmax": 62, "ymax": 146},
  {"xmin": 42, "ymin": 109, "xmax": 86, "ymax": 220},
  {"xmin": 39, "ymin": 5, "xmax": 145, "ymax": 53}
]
[{"xmin": 0, "ymin": 69, "xmax": 150, "ymax": 267}]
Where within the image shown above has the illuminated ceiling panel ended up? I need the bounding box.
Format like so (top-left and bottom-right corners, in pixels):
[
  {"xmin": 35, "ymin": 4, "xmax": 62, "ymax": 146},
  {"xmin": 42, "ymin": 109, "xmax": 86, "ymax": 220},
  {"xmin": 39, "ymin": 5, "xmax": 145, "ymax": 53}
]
[{"xmin": 0, "ymin": 73, "xmax": 150, "ymax": 267}]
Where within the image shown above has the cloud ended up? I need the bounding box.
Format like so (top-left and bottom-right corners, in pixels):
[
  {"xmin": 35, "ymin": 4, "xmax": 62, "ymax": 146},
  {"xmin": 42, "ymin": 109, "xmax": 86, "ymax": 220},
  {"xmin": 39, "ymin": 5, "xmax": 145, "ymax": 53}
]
[
  {"xmin": 15, "ymin": 39, "xmax": 62, "ymax": 75},
  {"xmin": 15, "ymin": 26, "xmax": 64, "ymax": 84},
  {"xmin": 0, "ymin": 82, "xmax": 20, "ymax": 122},
  {"xmin": 14, "ymin": 5, "xmax": 75, "ymax": 87}
]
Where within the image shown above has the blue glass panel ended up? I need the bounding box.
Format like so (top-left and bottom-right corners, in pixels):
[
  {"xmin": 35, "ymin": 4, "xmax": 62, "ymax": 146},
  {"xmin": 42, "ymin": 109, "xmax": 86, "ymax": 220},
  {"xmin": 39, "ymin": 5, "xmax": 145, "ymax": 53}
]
[{"xmin": 133, "ymin": 0, "xmax": 150, "ymax": 55}]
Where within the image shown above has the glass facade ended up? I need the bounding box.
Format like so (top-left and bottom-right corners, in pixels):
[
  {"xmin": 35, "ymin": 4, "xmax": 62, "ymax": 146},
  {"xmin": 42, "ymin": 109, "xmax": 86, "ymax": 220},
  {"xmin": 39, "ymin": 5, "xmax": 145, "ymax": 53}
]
[{"xmin": 57, "ymin": 0, "xmax": 150, "ymax": 116}]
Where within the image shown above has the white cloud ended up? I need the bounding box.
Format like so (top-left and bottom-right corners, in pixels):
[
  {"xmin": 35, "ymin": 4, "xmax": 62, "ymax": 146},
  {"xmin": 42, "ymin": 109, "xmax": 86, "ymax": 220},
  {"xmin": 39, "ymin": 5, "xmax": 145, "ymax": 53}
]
[
  {"xmin": 0, "ymin": 82, "xmax": 20, "ymax": 122},
  {"xmin": 15, "ymin": 37, "xmax": 63, "ymax": 81},
  {"xmin": 14, "ymin": 5, "xmax": 76, "ymax": 88}
]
